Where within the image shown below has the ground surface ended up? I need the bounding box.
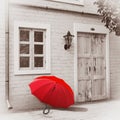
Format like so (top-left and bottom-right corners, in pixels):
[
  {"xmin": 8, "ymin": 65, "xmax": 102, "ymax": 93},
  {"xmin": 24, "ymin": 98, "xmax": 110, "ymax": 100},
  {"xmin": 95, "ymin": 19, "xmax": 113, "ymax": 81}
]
[{"xmin": 0, "ymin": 100, "xmax": 120, "ymax": 120}]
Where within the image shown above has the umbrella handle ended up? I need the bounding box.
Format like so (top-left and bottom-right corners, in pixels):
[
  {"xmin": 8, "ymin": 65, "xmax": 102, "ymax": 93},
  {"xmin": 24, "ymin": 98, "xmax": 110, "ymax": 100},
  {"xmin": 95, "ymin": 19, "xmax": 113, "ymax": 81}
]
[{"xmin": 43, "ymin": 105, "xmax": 50, "ymax": 114}]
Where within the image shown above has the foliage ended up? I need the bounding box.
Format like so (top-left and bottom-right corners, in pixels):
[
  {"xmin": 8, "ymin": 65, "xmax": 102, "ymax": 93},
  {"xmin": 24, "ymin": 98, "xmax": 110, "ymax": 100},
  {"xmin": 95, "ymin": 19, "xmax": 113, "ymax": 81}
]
[{"xmin": 95, "ymin": 0, "xmax": 120, "ymax": 36}]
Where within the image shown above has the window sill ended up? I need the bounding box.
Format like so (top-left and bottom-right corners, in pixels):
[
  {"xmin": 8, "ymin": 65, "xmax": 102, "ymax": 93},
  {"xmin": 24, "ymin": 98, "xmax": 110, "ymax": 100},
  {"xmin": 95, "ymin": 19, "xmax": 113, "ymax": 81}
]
[{"xmin": 14, "ymin": 69, "xmax": 51, "ymax": 75}]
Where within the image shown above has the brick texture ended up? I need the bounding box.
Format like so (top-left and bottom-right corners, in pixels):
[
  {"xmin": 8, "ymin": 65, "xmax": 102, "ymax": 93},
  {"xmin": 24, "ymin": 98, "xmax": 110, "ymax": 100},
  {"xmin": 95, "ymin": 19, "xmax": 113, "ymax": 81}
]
[
  {"xmin": 110, "ymin": 33, "xmax": 120, "ymax": 99},
  {"xmin": 0, "ymin": 0, "xmax": 6, "ymax": 112},
  {"xmin": 0, "ymin": 0, "xmax": 120, "ymax": 111},
  {"xmin": 8, "ymin": 4, "xmax": 103, "ymax": 110}
]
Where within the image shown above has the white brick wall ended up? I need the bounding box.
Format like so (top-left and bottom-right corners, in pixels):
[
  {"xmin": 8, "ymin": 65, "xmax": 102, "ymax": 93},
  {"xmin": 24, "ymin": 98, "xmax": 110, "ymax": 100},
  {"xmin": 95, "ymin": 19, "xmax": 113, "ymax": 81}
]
[
  {"xmin": 6, "ymin": 2, "xmax": 120, "ymax": 111},
  {"xmin": 10, "ymin": 0, "xmax": 98, "ymax": 15},
  {"xmin": 110, "ymin": 33, "xmax": 120, "ymax": 99},
  {"xmin": 9, "ymin": 4, "xmax": 103, "ymax": 110},
  {"xmin": 0, "ymin": 0, "xmax": 6, "ymax": 112}
]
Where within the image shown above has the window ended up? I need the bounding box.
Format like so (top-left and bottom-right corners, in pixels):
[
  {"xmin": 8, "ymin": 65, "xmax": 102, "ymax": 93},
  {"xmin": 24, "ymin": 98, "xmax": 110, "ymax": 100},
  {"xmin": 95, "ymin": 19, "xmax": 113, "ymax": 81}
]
[
  {"xmin": 51, "ymin": 0, "xmax": 84, "ymax": 5},
  {"xmin": 14, "ymin": 21, "xmax": 51, "ymax": 75}
]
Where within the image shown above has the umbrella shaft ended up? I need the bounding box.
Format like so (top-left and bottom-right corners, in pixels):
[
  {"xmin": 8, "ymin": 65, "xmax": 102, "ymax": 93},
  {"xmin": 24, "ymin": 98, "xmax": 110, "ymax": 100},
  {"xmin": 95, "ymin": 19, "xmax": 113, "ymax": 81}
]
[{"xmin": 43, "ymin": 105, "xmax": 50, "ymax": 114}]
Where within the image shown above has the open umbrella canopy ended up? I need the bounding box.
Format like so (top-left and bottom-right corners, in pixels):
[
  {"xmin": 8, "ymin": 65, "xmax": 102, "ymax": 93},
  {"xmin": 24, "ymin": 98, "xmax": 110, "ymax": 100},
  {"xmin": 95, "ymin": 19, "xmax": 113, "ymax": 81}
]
[{"xmin": 29, "ymin": 76, "xmax": 74, "ymax": 108}]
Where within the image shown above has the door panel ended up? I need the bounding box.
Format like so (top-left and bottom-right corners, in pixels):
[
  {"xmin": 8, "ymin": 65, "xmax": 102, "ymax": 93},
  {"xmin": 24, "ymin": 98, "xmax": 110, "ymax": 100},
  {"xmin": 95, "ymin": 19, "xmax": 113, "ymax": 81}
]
[
  {"xmin": 93, "ymin": 58, "xmax": 105, "ymax": 76},
  {"xmin": 78, "ymin": 33, "xmax": 91, "ymax": 55},
  {"xmin": 78, "ymin": 80, "xmax": 92, "ymax": 102},
  {"xmin": 77, "ymin": 33, "xmax": 106, "ymax": 102},
  {"xmin": 92, "ymin": 79, "xmax": 106, "ymax": 100},
  {"xmin": 78, "ymin": 58, "xmax": 91, "ymax": 79},
  {"xmin": 78, "ymin": 80, "xmax": 87, "ymax": 102},
  {"xmin": 92, "ymin": 34, "xmax": 105, "ymax": 55},
  {"xmin": 92, "ymin": 34, "xmax": 106, "ymax": 100}
]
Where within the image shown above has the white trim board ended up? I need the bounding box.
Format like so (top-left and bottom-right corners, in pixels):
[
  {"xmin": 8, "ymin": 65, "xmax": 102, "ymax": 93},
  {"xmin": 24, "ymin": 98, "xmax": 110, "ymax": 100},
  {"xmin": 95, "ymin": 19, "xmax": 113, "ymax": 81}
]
[
  {"xmin": 51, "ymin": 0, "xmax": 84, "ymax": 5},
  {"xmin": 73, "ymin": 23, "xmax": 110, "ymax": 102},
  {"xmin": 14, "ymin": 21, "xmax": 51, "ymax": 75}
]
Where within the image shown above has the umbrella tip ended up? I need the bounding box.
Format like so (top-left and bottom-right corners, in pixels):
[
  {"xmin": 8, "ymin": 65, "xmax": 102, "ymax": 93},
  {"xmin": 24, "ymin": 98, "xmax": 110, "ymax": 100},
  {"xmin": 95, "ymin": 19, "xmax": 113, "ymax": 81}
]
[{"xmin": 43, "ymin": 105, "xmax": 50, "ymax": 115}]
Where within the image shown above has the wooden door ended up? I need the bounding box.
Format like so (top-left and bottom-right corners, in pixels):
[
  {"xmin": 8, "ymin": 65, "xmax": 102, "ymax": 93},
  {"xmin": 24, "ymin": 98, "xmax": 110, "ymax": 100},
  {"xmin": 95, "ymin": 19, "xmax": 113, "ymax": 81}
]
[{"xmin": 77, "ymin": 33, "xmax": 106, "ymax": 102}]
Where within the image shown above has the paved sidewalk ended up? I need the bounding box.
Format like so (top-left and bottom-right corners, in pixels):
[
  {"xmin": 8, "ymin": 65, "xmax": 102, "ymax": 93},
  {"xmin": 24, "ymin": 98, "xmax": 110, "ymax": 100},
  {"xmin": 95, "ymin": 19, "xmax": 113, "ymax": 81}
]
[{"xmin": 0, "ymin": 100, "xmax": 120, "ymax": 120}]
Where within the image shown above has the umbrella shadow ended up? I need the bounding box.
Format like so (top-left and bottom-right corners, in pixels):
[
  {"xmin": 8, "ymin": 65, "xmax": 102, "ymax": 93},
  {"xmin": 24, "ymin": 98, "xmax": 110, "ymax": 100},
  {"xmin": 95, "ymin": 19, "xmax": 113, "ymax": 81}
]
[
  {"xmin": 57, "ymin": 106, "xmax": 88, "ymax": 112},
  {"xmin": 67, "ymin": 106, "xmax": 88, "ymax": 112}
]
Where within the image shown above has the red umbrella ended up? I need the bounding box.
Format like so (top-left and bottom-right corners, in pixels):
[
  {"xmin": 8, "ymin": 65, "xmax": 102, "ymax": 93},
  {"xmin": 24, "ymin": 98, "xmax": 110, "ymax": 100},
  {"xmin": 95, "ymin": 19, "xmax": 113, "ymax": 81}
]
[{"xmin": 29, "ymin": 76, "xmax": 74, "ymax": 113}]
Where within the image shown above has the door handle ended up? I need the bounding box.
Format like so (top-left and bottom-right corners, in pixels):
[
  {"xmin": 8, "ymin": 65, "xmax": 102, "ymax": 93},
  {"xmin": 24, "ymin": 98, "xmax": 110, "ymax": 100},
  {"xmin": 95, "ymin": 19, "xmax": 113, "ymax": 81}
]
[
  {"xmin": 94, "ymin": 66, "xmax": 96, "ymax": 72},
  {"xmin": 88, "ymin": 66, "xmax": 91, "ymax": 72}
]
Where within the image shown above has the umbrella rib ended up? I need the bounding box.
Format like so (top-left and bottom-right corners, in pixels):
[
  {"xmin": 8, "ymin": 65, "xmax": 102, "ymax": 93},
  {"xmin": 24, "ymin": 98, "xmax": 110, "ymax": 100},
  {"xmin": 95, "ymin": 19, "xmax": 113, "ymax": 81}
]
[
  {"xmin": 60, "ymin": 85, "xmax": 69, "ymax": 107},
  {"xmin": 42, "ymin": 83, "xmax": 56, "ymax": 103},
  {"xmin": 31, "ymin": 81, "xmax": 53, "ymax": 94}
]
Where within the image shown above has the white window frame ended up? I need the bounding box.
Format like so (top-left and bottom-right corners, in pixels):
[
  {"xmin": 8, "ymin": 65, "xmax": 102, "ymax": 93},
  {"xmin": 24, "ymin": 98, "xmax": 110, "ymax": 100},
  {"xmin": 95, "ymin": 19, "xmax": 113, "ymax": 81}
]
[
  {"xmin": 14, "ymin": 21, "xmax": 51, "ymax": 75},
  {"xmin": 73, "ymin": 23, "xmax": 110, "ymax": 102},
  {"xmin": 51, "ymin": 0, "xmax": 84, "ymax": 5}
]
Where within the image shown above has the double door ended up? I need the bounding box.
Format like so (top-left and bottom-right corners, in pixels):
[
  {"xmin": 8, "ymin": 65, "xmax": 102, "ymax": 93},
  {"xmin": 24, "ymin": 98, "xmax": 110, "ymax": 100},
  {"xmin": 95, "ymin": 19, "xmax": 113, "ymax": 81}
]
[{"xmin": 77, "ymin": 33, "xmax": 106, "ymax": 102}]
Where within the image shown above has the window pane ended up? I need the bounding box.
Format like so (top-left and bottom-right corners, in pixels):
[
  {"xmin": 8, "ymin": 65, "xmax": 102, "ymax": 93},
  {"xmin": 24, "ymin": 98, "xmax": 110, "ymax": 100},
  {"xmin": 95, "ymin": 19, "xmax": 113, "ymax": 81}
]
[
  {"xmin": 20, "ymin": 57, "xmax": 29, "ymax": 67},
  {"xmin": 20, "ymin": 44, "xmax": 29, "ymax": 54},
  {"xmin": 34, "ymin": 31, "xmax": 43, "ymax": 42},
  {"xmin": 34, "ymin": 45, "xmax": 43, "ymax": 54},
  {"xmin": 34, "ymin": 57, "xmax": 43, "ymax": 67},
  {"xmin": 20, "ymin": 30, "xmax": 29, "ymax": 41}
]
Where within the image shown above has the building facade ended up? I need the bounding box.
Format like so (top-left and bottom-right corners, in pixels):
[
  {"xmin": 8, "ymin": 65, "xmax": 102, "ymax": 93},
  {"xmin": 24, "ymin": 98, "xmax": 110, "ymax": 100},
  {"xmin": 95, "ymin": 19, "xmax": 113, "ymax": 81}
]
[{"xmin": 0, "ymin": 0, "xmax": 120, "ymax": 111}]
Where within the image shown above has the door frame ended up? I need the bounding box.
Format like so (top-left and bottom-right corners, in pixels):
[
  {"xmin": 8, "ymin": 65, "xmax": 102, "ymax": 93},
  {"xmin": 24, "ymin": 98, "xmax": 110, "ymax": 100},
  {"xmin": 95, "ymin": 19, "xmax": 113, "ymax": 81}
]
[{"xmin": 73, "ymin": 23, "xmax": 110, "ymax": 102}]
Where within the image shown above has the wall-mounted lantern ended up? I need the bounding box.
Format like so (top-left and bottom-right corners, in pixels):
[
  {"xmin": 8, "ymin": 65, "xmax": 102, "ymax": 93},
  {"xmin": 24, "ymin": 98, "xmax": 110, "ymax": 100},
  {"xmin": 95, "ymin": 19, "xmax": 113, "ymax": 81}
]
[{"xmin": 63, "ymin": 31, "xmax": 74, "ymax": 50}]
